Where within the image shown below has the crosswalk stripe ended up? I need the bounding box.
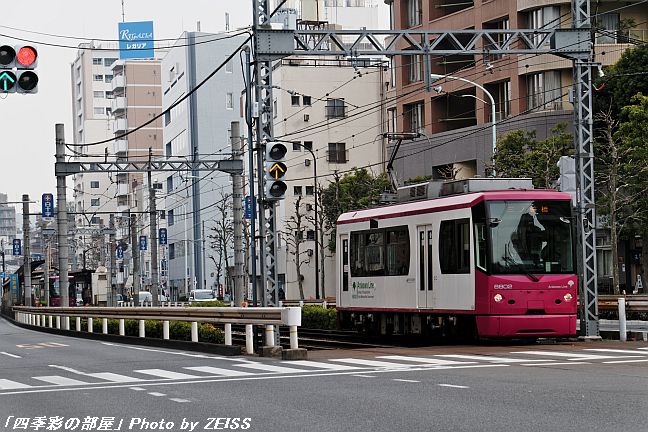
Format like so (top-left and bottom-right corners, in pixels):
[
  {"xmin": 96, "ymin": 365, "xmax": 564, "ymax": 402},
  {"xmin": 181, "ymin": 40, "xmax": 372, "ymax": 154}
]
[
  {"xmin": 282, "ymin": 360, "xmax": 361, "ymax": 371},
  {"xmin": 183, "ymin": 366, "xmax": 253, "ymax": 377},
  {"xmin": 511, "ymin": 351, "xmax": 643, "ymax": 360},
  {"xmin": 377, "ymin": 355, "xmax": 475, "ymax": 365},
  {"xmin": 583, "ymin": 349, "xmax": 648, "ymax": 355},
  {"xmin": 329, "ymin": 358, "xmax": 413, "ymax": 368},
  {"xmin": 234, "ymin": 363, "xmax": 309, "ymax": 374},
  {"xmin": 134, "ymin": 369, "xmax": 200, "ymax": 380},
  {"xmin": 0, "ymin": 379, "xmax": 30, "ymax": 390},
  {"xmin": 32, "ymin": 376, "xmax": 90, "ymax": 386},
  {"xmin": 602, "ymin": 359, "xmax": 648, "ymax": 364},
  {"xmin": 434, "ymin": 354, "xmax": 540, "ymax": 363},
  {"xmin": 521, "ymin": 361, "xmax": 591, "ymax": 366},
  {"xmin": 87, "ymin": 373, "xmax": 143, "ymax": 383}
]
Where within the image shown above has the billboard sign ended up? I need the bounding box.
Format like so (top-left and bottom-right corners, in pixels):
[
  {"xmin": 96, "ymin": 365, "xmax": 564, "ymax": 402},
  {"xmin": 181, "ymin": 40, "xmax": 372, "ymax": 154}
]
[
  {"xmin": 116, "ymin": 244, "xmax": 124, "ymax": 259},
  {"xmin": 12, "ymin": 239, "xmax": 21, "ymax": 256},
  {"xmin": 10, "ymin": 274, "xmax": 18, "ymax": 305},
  {"xmin": 159, "ymin": 228, "xmax": 167, "ymax": 245},
  {"xmin": 118, "ymin": 21, "xmax": 154, "ymax": 59},
  {"xmin": 42, "ymin": 193, "xmax": 54, "ymax": 220},
  {"xmin": 139, "ymin": 235, "xmax": 147, "ymax": 251}
]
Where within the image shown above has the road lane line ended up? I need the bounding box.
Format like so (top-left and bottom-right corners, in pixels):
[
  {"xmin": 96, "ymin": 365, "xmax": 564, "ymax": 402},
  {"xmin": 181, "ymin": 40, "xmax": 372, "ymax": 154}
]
[
  {"xmin": 234, "ymin": 363, "xmax": 309, "ymax": 374},
  {"xmin": 0, "ymin": 352, "xmax": 21, "ymax": 359},
  {"xmin": 0, "ymin": 379, "xmax": 30, "ymax": 390},
  {"xmin": 129, "ymin": 387, "xmax": 146, "ymax": 391},
  {"xmin": 393, "ymin": 379, "xmax": 420, "ymax": 383},
  {"xmin": 583, "ymin": 349, "xmax": 648, "ymax": 355},
  {"xmin": 183, "ymin": 366, "xmax": 253, "ymax": 377},
  {"xmin": 603, "ymin": 359, "xmax": 648, "ymax": 364},
  {"xmin": 511, "ymin": 351, "xmax": 643, "ymax": 361},
  {"xmin": 134, "ymin": 369, "xmax": 200, "ymax": 380},
  {"xmin": 352, "ymin": 374, "xmax": 376, "ymax": 378},
  {"xmin": 148, "ymin": 392, "xmax": 166, "ymax": 397},
  {"xmin": 434, "ymin": 354, "xmax": 541, "ymax": 363},
  {"xmin": 521, "ymin": 362, "xmax": 591, "ymax": 366},
  {"xmin": 87, "ymin": 373, "xmax": 143, "ymax": 383},
  {"xmin": 438, "ymin": 384, "xmax": 469, "ymax": 389},
  {"xmin": 377, "ymin": 355, "xmax": 475, "ymax": 366},
  {"xmin": 169, "ymin": 398, "xmax": 190, "ymax": 403},
  {"xmin": 281, "ymin": 360, "xmax": 361, "ymax": 371},
  {"xmin": 32, "ymin": 376, "xmax": 90, "ymax": 386},
  {"xmin": 329, "ymin": 358, "xmax": 413, "ymax": 368}
]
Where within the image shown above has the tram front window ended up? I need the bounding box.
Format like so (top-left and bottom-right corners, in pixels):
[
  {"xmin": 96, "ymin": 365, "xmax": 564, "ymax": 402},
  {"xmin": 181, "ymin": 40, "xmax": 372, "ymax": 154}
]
[{"xmin": 488, "ymin": 200, "xmax": 574, "ymax": 275}]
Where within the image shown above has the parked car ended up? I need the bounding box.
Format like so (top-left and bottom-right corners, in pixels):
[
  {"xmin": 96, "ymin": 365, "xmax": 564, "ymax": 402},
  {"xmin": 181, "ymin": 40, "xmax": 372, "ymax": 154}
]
[
  {"xmin": 130, "ymin": 291, "xmax": 153, "ymax": 303},
  {"xmin": 189, "ymin": 289, "xmax": 216, "ymax": 302}
]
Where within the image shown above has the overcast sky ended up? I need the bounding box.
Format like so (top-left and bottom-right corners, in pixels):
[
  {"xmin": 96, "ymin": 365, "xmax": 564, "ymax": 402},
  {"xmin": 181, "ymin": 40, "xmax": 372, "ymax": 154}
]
[{"xmin": 0, "ymin": 1, "xmax": 252, "ymax": 211}]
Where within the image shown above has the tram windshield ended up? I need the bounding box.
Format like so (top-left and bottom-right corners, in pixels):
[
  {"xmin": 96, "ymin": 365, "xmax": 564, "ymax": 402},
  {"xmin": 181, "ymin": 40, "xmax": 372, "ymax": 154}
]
[{"xmin": 487, "ymin": 200, "xmax": 574, "ymax": 275}]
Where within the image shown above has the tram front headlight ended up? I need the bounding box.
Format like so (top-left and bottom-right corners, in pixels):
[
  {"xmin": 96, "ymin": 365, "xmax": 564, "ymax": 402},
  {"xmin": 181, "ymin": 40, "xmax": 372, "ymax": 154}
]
[
  {"xmin": 563, "ymin": 293, "xmax": 573, "ymax": 302},
  {"xmin": 494, "ymin": 294, "xmax": 503, "ymax": 303}
]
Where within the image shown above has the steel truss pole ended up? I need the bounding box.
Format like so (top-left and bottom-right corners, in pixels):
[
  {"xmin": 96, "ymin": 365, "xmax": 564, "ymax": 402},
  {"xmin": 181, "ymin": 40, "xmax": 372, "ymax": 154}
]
[{"xmin": 572, "ymin": 0, "xmax": 599, "ymax": 337}]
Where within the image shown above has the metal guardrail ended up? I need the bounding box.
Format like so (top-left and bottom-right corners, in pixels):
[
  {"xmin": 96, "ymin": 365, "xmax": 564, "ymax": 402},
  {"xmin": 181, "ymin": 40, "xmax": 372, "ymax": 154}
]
[
  {"xmin": 12, "ymin": 306, "xmax": 302, "ymax": 354},
  {"xmin": 279, "ymin": 299, "xmax": 336, "ymax": 308},
  {"xmin": 597, "ymin": 295, "xmax": 648, "ymax": 312}
]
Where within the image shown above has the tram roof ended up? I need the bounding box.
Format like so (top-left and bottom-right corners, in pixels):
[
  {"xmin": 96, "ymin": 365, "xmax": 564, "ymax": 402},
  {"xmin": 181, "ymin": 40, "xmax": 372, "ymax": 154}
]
[{"xmin": 337, "ymin": 190, "xmax": 571, "ymax": 225}]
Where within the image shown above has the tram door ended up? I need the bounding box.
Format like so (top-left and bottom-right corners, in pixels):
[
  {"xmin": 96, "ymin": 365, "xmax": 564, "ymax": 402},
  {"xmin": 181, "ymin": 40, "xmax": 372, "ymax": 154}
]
[
  {"xmin": 417, "ymin": 225, "xmax": 435, "ymax": 308},
  {"xmin": 339, "ymin": 234, "xmax": 350, "ymax": 301}
]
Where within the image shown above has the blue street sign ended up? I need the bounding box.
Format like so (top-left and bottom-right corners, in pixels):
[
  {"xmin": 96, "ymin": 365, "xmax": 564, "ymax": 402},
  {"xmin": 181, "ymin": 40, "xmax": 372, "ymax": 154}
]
[
  {"xmin": 116, "ymin": 245, "xmax": 124, "ymax": 259},
  {"xmin": 118, "ymin": 21, "xmax": 154, "ymax": 59},
  {"xmin": 0, "ymin": 272, "xmax": 6, "ymax": 278},
  {"xmin": 159, "ymin": 228, "xmax": 167, "ymax": 245},
  {"xmin": 12, "ymin": 239, "xmax": 21, "ymax": 256},
  {"xmin": 10, "ymin": 274, "xmax": 18, "ymax": 305},
  {"xmin": 139, "ymin": 235, "xmax": 147, "ymax": 251},
  {"xmin": 42, "ymin": 193, "xmax": 54, "ymax": 220},
  {"xmin": 244, "ymin": 196, "xmax": 256, "ymax": 219}
]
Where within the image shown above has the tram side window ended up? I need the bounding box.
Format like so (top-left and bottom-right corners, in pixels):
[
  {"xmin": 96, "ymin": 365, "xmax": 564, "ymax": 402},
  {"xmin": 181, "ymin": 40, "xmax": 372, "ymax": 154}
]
[
  {"xmin": 350, "ymin": 226, "xmax": 410, "ymax": 277},
  {"xmin": 386, "ymin": 227, "xmax": 410, "ymax": 276},
  {"xmin": 439, "ymin": 219, "xmax": 471, "ymax": 274}
]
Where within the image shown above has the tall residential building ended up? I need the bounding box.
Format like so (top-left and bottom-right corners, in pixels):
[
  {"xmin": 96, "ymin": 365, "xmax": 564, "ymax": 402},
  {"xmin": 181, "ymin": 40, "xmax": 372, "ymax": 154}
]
[
  {"xmin": 0, "ymin": 194, "xmax": 17, "ymax": 270},
  {"xmin": 161, "ymin": 32, "xmax": 247, "ymax": 300}
]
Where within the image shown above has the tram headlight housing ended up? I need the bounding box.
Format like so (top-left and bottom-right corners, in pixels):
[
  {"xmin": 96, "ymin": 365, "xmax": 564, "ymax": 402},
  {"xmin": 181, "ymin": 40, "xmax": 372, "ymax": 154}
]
[
  {"xmin": 494, "ymin": 294, "xmax": 503, "ymax": 303},
  {"xmin": 563, "ymin": 293, "xmax": 573, "ymax": 302}
]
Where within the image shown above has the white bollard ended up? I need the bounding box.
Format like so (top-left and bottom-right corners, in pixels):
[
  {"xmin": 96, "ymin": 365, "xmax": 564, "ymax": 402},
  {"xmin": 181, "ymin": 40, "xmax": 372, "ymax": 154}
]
[
  {"xmin": 265, "ymin": 324, "xmax": 275, "ymax": 347},
  {"xmin": 163, "ymin": 320, "xmax": 170, "ymax": 340},
  {"xmin": 88, "ymin": 317, "xmax": 93, "ymax": 333},
  {"xmin": 290, "ymin": 325, "xmax": 299, "ymax": 350},
  {"xmin": 119, "ymin": 319, "xmax": 125, "ymax": 336},
  {"xmin": 245, "ymin": 324, "xmax": 254, "ymax": 355},
  {"xmin": 225, "ymin": 323, "xmax": 232, "ymax": 346},
  {"xmin": 48, "ymin": 315, "xmax": 53, "ymax": 328},
  {"xmin": 139, "ymin": 320, "xmax": 145, "ymax": 338},
  {"xmin": 42, "ymin": 314, "xmax": 46, "ymax": 327},
  {"xmin": 76, "ymin": 317, "xmax": 81, "ymax": 331},
  {"xmin": 36, "ymin": 314, "xmax": 40, "ymax": 326},
  {"xmin": 323, "ymin": 300, "xmax": 327, "ymax": 309},
  {"xmin": 299, "ymin": 300, "xmax": 304, "ymax": 307},
  {"xmin": 191, "ymin": 322, "xmax": 198, "ymax": 342},
  {"xmin": 102, "ymin": 318, "xmax": 108, "ymax": 334},
  {"xmin": 28, "ymin": 314, "xmax": 33, "ymax": 326},
  {"xmin": 64, "ymin": 316, "xmax": 70, "ymax": 331},
  {"xmin": 619, "ymin": 297, "xmax": 627, "ymax": 342},
  {"xmin": 56, "ymin": 316, "xmax": 61, "ymax": 329}
]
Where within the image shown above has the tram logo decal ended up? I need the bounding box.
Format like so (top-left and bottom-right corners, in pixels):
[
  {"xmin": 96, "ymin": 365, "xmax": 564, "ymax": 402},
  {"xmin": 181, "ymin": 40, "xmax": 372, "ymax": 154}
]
[{"xmin": 352, "ymin": 281, "xmax": 376, "ymax": 299}]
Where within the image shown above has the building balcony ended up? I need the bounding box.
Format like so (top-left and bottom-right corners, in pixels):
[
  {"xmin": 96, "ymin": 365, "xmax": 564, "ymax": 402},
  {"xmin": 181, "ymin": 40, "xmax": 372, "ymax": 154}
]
[
  {"xmin": 111, "ymin": 74, "xmax": 125, "ymax": 91},
  {"xmin": 112, "ymin": 118, "xmax": 127, "ymax": 134},
  {"xmin": 111, "ymin": 97, "xmax": 127, "ymax": 114},
  {"xmin": 116, "ymin": 183, "xmax": 129, "ymax": 197},
  {"xmin": 113, "ymin": 139, "xmax": 128, "ymax": 154},
  {"xmin": 117, "ymin": 204, "xmax": 130, "ymax": 213}
]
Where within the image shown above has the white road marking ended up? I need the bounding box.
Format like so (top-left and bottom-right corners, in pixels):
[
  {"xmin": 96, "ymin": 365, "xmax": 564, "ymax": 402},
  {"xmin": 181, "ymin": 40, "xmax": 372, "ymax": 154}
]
[
  {"xmin": 48, "ymin": 365, "xmax": 86, "ymax": 375},
  {"xmin": 521, "ymin": 362, "xmax": 591, "ymax": 366},
  {"xmin": 512, "ymin": 351, "xmax": 643, "ymax": 361},
  {"xmin": 32, "ymin": 376, "xmax": 90, "ymax": 386},
  {"xmin": 0, "ymin": 379, "xmax": 30, "ymax": 390},
  {"xmin": 282, "ymin": 360, "xmax": 361, "ymax": 371},
  {"xmin": 134, "ymin": 369, "xmax": 200, "ymax": 380},
  {"xmin": 393, "ymin": 379, "xmax": 420, "ymax": 383},
  {"xmin": 39, "ymin": 342, "xmax": 68, "ymax": 347},
  {"xmin": 169, "ymin": 398, "xmax": 190, "ymax": 403},
  {"xmin": 234, "ymin": 363, "xmax": 309, "ymax": 374},
  {"xmin": 183, "ymin": 366, "xmax": 253, "ymax": 377},
  {"xmin": 329, "ymin": 358, "xmax": 413, "ymax": 368},
  {"xmin": 438, "ymin": 384, "xmax": 469, "ymax": 389},
  {"xmin": 584, "ymin": 349, "xmax": 648, "ymax": 355},
  {"xmin": 148, "ymin": 392, "xmax": 166, "ymax": 397},
  {"xmin": 87, "ymin": 373, "xmax": 143, "ymax": 383},
  {"xmin": 129, "ymin": 387, "xmax": 146, "ymax": 391},
  {"xmin": 98, "ymin": 342, "xmax": 253, "ymax": 362},
  {"xmin": 377, "ymin": 355, "xmax": 475, "ymax": 366},
  {"xmin": 603, "ymin": 359, "xmax": 648, "ymax": 364},
  {"xmin": 0, "ymin": 352, "xmax": 21, "ymax": 359},
  {"xmin": 435, "ymin": 354, "xmax": 541, "ymax": 363},
  {"xmin": 352, "ymin": 374, "xmax": 376, "ymax": 378}
]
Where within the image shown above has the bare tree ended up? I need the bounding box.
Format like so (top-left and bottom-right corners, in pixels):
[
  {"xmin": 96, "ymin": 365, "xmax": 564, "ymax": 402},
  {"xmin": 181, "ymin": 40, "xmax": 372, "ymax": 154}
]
[
  {"xmin": 283, "ymin": 195, "xmax": 310, "ymax": 300},
  {"xmin": 304, "ymin": 183, "xmax": 331, "ymax": 297},
  {"xmin": 208, "ymin": 192, "xmax": 234, "ymax": 296}
]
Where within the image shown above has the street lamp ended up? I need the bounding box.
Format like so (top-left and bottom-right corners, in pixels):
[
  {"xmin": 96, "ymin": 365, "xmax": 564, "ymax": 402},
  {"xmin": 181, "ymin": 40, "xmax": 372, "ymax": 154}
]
[{"xmin": 430, "ymin": 73, "xmax": 497, "ymax": 175}]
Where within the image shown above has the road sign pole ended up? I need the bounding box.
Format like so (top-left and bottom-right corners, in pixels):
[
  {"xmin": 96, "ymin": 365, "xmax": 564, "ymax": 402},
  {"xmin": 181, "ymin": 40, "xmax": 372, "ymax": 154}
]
[
  {"xmin": 55, "ymin": 124, "xmax": 69, "ymax": 311},
  {"xmin": 149, "ymin": 149, "xmax": 160, "ymax": 307}
]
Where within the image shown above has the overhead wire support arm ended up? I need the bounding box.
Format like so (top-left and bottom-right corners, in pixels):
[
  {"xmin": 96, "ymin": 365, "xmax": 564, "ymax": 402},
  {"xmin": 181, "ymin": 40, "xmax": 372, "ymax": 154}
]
[{"xmin": 55, "ymin": 159, "xmax": 243, "ymax": 176}]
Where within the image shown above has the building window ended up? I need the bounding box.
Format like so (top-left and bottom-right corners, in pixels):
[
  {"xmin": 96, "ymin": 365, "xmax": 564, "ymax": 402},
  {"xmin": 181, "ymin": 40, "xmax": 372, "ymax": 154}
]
[
  {"xmin": 93, "ymin": 91, "xmax": 103, "ymax": 98},
  {"xmin": 168, "ymin": 209, "xmax": 175, "ymax": 226},
  {"xmin": 92, "ymin": 58, "xmax": 102, "ymax": 65},
  {"xmin": 105, "ymin": 91, "xmax": 114, "ymax": 99},
  {"xmin": 273, "ymin": 99, "xmax": 278, "ymax": 118},
  {"xmin": 528, "ymin": 7, "xmax": 560, "ymax": 45},
  {"xmin": 106, "ymin": 108, "xmax": 112, "ymax": 116},
  {"xmin": 387, "ymin": 108, "xmax": 397, "ymax": 133},
  {"xmin": 527, "ymin": 71, "xmax": 562, "ymax": 111},
  {"xmin": 326, "ymin": 99, "xmax": 346, "ymax": 119},
  {"xmin": 327, "ymin": 143, "xmax": 347, "ymax": 163},
  {"xmin": 405, "ymin": 102, "xmax": 424, "ymax": 133},
  {"xmin": 306, "ymin": 230, "xmax": 315, "ymax": 241},
  {"xmin": 439, "ymin": 219, "xmax": 470, "ymax": 274},
  {"xmin": 166, "ymin": 176, "xmax": 174, "ymax": 192},
  {"xmin": 93, "ymin": 74, "xmax": 103, "ymax": 81},
  {"xmin": 90, "ymin": 217, "xmax": 101, "ymax": 225},
  {"xmin": 165, "ymin": 142, "xmax": 172, "ymax": 158},
  {"xmin": 305, "ymin": 186, "xmax": 314, "ymax": 195},
  {"xmin": 104, "ymin": 74, "xmax": 113, "ymax": 83},
  {"xmin": 91, "ymin": 199, "xmax": 100, "ymax": 206},
  {"xmin": 596, "ymin": 13, "xmax": 621, "ymax": 43},
  {"xmin": 408, "ymin": 55, "xmax": 423, "ymax": 83},
  {"xmin": 104, "ymin": 58, "xmax": 117, "ymax": 67},
  {"xmin": 226, "ymin": 93, "xmax": 233, "ymax": 110},
  {"xmin": 294, "ymin": 186, "xmax": 303, "ymax": 196},
  {"xmin": 164, "ymin": 111, "xmax": 171, "ymax": 126},
  {"xmin": 94, "ymin": 108, "xmax": 104, "ymax": 115},
  {"xmin": 303, "ymin": 141, "xmax": 313, "ymax": 151},
  {"xmin": 303, "ymin": 96, "xmax": 312, "ymax": 106},
  {"xmin": 293, "ymin": 142, "xmax": 302, "ymax": 151},
  {"xmin": 407, "ymin": 0, "xmax": 422, "ymax": 27},
  {"xmin": 169, "ymin": 243, "xmax": 175, "ymax": 259},
  {"xmin": 291, "ymin": 95, "xmax": 300, "ymax": 106},
  {"xmin": 90, "ymin": 181, "xmax": 99, "ymax": 189}
]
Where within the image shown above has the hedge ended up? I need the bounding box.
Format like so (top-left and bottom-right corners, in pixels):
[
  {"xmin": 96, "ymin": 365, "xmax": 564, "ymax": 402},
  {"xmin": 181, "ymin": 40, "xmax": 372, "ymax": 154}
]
[
  {"xmin": 301, "ymin": 305, "xmax": 337, "ymax": 330},
  {"xmin": 80, "ymin": 318, "xmax": 224, "ymax": 344}
]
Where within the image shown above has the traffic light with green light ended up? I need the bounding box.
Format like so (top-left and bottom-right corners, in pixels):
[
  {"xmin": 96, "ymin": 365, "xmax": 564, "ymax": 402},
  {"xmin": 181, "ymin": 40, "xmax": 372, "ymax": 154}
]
[
  {"xmin": 265, "ymin": 142, "xmax": 288, "ymax": 200},
  {"xmin": 0, "ymin": 45, "xmax": 38, "ymax": 94}
]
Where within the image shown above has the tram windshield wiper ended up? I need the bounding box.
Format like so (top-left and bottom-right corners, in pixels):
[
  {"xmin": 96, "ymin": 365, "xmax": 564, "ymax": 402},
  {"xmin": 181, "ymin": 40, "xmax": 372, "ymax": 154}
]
[{"xmin": 502, "ymin": 256, "xmax": 540, "ymax": 282}]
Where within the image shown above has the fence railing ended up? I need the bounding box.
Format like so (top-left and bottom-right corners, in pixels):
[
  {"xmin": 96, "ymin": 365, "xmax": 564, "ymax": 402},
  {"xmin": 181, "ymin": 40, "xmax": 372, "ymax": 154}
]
[{"xmin": 12, "ymin": 306, "xmax": 302, "ymax": 354}]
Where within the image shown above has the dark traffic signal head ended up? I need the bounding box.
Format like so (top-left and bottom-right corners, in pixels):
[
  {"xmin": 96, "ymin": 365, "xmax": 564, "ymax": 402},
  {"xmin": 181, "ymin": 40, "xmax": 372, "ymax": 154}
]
[
  {"xmin": 265, "ymin": 142, "xmax": 288, "ymax": 201},
  {"xmin": 0, "ymin": 44, "xmax": 38, "ymax": 94},
  {"xmin": 0, "ymin": 45, "xmax": 16, "ymax": 67}
]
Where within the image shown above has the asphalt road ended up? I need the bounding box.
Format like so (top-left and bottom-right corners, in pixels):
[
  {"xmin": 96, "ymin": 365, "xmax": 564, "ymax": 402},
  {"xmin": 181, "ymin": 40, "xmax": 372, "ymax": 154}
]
[{"xmin": 1, "ymin": 317, "xmax": 647, "ymax": 432}]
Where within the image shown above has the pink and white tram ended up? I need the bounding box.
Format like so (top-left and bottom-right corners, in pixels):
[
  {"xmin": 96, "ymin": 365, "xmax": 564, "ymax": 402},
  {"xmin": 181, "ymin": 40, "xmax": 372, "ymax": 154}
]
[{"xmin": 335, "ymin": 184, "xmax": 577, "ymax": 338}]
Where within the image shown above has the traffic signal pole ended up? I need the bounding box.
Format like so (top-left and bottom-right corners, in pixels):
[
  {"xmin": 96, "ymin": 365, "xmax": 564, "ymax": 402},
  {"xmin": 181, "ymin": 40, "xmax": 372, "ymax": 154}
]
[
  {"xmin": 55, "ymin": 124, "xmax": 70, "ymax": 315},
  {"xmin": 22, "ymin": 195, "xmax": 31, "ymax": 307},
  {"xmin": 148, "ymin": 149, "xmax": 160, "ymax": 307}
]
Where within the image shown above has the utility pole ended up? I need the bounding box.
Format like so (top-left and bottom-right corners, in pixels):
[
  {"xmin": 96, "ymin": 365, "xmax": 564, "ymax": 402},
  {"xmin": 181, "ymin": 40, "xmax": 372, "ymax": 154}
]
[
  {"xmin": 130, "ymin": 211, "xmax": 140, "ymax": 303},
  {"xmin": 43, "ymin": 238, "xmax": 49, "ymax": 306},
  {"xmin": 202, "ymin": 220, "xmax": 206, "ymax": 291},
  {"xmin": 108, "ymin": 214, "xmax": 116, "ymax": 307},
  {"xmin": 22, "ymin": 195, "xmax": 31, "ymax": 307},
  {"xmin": 55, "ymin": 124, "xmax": 69, "ymax": 311},
  {"xmin": 232, "ymin": 121, "xmax": 245, "ymax": 306},
  {"xmin": 149, "ymin": 149, "xmax": 160, "ymax": 307},
  {"xmin": 244, "ymin": 47, "xmax": 258, "ymax": 307}
]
